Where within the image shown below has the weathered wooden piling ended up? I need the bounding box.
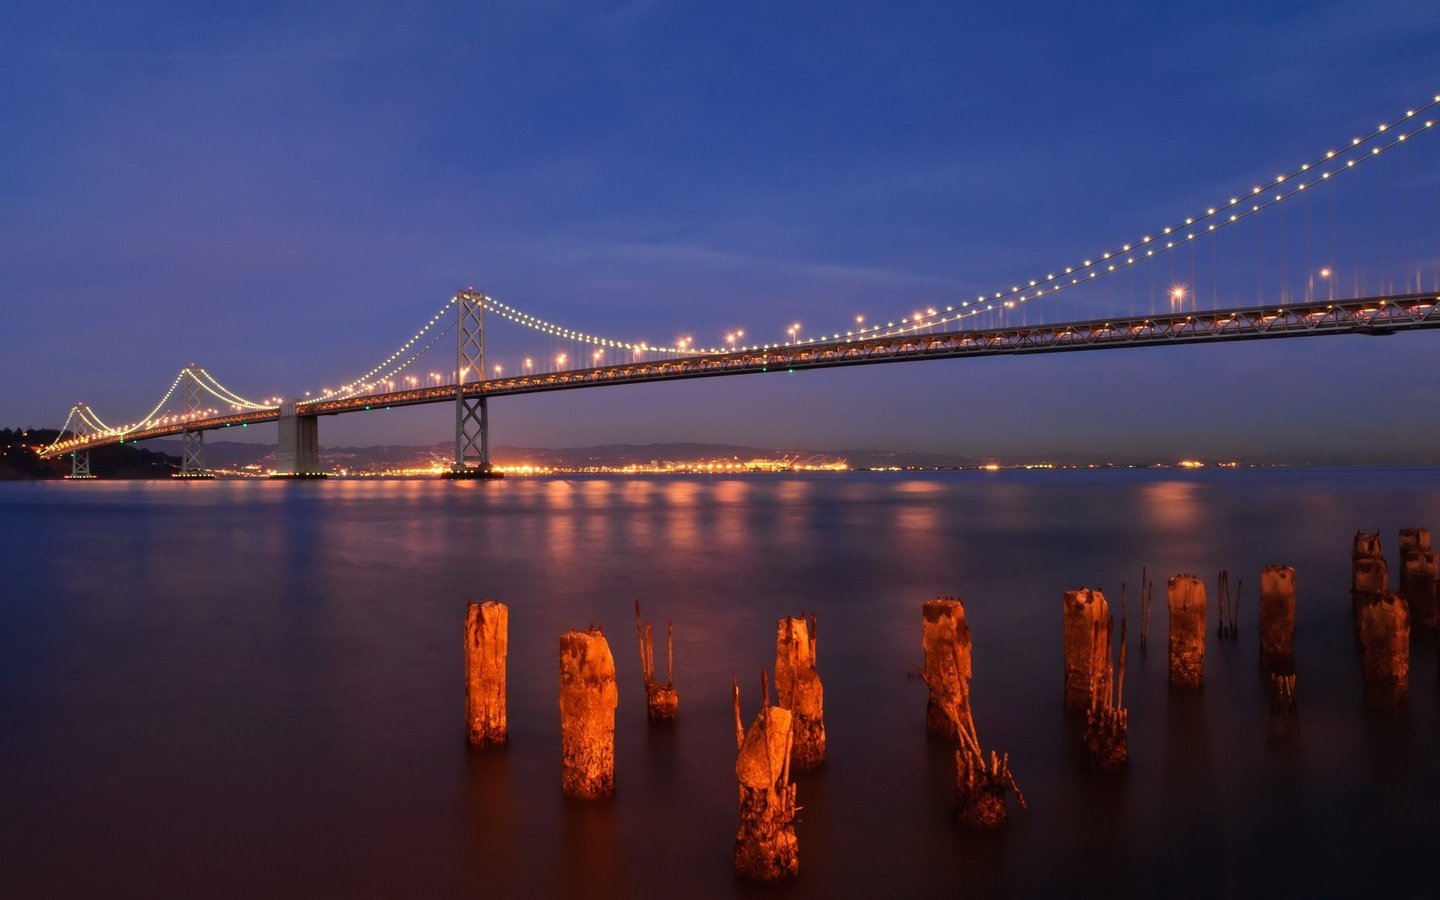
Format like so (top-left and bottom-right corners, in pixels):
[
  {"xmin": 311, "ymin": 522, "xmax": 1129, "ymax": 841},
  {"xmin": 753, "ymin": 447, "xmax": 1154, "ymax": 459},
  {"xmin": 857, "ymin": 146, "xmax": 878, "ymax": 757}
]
[
  {"xmin": 733, "ymin": 673, "xmax": 799, "ymax": 882},
  {"xmin": 1081, "ymin": 609, "xmax": 1128, "ymax": 771},
  {"xmin": 1062, "ymin": 588, "xmax": 1109, "ymax": 712},
  {"xmin": 922, "ymin": 598, "xmax": 971, "ymax": 737},
  {"xmin": 1167, "ymin": 575, "xmax": 1206, "ymax": 689},
  {"xmin": 919, "ymin": 601, "xmax": 1025, "ymax": 827},
  {"xmin": 559, "ymin": 627, "xmax": 619, "ymax": 799},
  {"xmin": 634, "ymin": 601, "xmax": 678, "ymax": 719},
  {"xmin": 1258, "ymin": 566, "xmax": 1296, "ymax": 672},
  {"xmin": 1357, "ymin": 592, "xmax": 1409, "ymax": 705},
  {"xmin": 465, "ymin": 599, "xmax": 508, "ymax": 747},
  {"xmin": 1399, "ymin": 527, "xmax": 1430, "ymax": 555},
  {"xmin": 1399, "ymin": 528, "xmax": 1437, "ymax": 633},
  {"xmin": 1351, "ymin": 530, "xmax": 1387, "ymax": 627},
  {"xmin": 775, "ymin": 614, "xmax": 825, "ymax": 769}
]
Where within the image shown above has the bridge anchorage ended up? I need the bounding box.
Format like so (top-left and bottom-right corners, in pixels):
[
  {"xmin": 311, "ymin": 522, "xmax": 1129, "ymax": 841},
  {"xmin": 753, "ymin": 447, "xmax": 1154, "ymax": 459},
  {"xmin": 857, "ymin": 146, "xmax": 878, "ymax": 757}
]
[{"xmin": 442, "ymin": 290, "xmax": 502, "ymax": 480}]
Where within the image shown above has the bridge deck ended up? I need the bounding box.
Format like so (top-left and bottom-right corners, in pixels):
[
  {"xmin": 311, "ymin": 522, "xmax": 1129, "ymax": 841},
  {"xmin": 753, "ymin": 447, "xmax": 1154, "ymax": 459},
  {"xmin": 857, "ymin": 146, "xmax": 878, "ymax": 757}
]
[{"xmin": 41, "ymin": 292, "xmax": 1440, "ymax": 457}]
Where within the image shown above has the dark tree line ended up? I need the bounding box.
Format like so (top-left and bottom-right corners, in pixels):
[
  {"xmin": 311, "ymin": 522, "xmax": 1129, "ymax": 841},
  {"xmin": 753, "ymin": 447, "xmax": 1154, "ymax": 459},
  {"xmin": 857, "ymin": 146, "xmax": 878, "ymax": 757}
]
[{"xmin": 0, "ymin": 428, "xmax": 179, "ymax": 479}]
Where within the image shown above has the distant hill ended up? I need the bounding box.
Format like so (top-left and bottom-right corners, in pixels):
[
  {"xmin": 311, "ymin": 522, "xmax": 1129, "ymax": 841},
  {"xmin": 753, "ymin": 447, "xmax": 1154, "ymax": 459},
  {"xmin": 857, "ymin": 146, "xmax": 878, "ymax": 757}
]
[{"xmin": 145, "ymin": 439, "xmax": 984, "ymax": 471}]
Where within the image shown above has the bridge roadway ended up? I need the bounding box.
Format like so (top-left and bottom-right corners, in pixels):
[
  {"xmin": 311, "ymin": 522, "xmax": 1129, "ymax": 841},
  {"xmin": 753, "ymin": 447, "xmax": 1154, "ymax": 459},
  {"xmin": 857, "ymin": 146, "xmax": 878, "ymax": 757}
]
[{"xmin": 42, "ymin": 291, "xmax": 1440, "ymax": 458}]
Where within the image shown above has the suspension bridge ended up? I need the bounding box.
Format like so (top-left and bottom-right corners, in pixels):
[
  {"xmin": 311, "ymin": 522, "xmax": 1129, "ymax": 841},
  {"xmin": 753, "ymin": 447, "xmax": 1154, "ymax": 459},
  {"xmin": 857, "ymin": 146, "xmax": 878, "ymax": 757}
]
[{"xmin": 37, "ymin": 93, "xmax": 1440, "ymax": 477}]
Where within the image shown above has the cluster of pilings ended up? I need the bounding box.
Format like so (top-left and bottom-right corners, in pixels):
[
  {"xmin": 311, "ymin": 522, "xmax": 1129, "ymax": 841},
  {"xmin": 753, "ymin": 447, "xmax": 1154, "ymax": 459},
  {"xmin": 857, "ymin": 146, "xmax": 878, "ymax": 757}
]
[
  {"xmin": 462, "ymin": 598, "xmax": 823, "ymax": 882},
  {"xmin": 1349, "ymin": 528, "xmax": 1436, "ymax": 705},
  {"xmin": 733, "ymin": 613, "xmax": 828, "ymax": 879},
  {"xmin": 457, "ymin": 528, "xmax": 1433, "ymax": 881}
]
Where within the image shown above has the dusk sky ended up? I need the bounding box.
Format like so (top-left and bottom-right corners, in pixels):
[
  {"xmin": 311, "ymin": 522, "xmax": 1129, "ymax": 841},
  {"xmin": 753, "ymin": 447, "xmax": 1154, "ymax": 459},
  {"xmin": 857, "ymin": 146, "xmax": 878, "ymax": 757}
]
[{"xmin": 4, "ymin": 1, "xmax": 1440, "ymax": 462}]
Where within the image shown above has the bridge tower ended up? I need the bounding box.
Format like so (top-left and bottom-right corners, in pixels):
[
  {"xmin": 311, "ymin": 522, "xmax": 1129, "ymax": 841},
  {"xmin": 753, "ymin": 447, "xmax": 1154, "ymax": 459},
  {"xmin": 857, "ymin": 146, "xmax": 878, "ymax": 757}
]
[
  {"xmin": 447, "ymin": 290, "xmax": 500, "ymax": 478},
  {"xmin": 177, "ymin": 367, "xmax": 211, "ymax": 478},
  {"xmin": 67, "ymin": 404, "xmax": 93, "ymax": 478}
]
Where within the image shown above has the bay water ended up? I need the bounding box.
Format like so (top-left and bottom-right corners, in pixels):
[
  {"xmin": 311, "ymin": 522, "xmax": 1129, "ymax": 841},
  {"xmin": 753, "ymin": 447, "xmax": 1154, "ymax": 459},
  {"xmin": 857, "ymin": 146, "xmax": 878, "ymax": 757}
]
[{"xmin": 2, "ymin": 470, "xmax": 1437, "ymax": 897}]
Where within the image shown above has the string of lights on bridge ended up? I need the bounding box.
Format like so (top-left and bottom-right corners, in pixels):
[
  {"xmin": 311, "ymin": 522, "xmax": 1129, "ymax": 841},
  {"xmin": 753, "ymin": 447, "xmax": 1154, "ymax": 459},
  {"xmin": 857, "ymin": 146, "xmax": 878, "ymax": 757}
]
[
  {"xmin": 44, "ymin": 90, "xmax": 1440, "ymax": 453},
  {"xmin": 44, "ymin": 366, "xmax": 271, "ymax": 452},
  {"xmin": 474, "ymin": 91, "xmax": 1440, "ymax": 352}
]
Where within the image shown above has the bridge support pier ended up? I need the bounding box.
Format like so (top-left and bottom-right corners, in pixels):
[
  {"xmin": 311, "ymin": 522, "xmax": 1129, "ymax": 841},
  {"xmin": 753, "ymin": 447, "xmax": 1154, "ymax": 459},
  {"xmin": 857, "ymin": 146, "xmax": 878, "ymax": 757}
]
[
  {"xmin": 444, "ymin": 290, "xmax": 502, "ymax": 479},
  {"xmin": 273, "ymin": 400, "xmax": 324, "ymax": 478}
]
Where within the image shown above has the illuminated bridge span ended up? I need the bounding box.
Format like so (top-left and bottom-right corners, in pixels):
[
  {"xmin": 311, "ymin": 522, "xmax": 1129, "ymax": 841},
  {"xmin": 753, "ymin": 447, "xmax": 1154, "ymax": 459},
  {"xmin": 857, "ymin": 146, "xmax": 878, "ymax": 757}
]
[
  {"xmin": 41, "ymin": 292, "xmax": 1440, "ymax": 474},
  {"xmin": 37, "ymin": 91, "xmax": 1440, "ymax": 476}
]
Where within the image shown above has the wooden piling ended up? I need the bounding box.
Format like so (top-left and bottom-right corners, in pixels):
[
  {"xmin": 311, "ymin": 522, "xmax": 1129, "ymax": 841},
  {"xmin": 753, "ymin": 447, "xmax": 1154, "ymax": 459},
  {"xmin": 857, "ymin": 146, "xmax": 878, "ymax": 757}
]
[
  {"xmin": 775, "ymin": 614, "xmax": 825, "ymax": 769},
  {"xmin": 918, "ymin": 601, "xmax": 1025, "ymax": 827},
  {"xmin": 1167, "ymin": 575, "xmax": 1206, "ymax": 689},
  {"xmin": 634, "ymin": 601, "xmax": 679, "ymax": 719},
  {"xmin": 1081, "ymin": 607, "xmax": 1128, "ymax": 771},
  {"xmin": 1399, "ymin": 527, "xmax": 1430, "ymax": 554},
  {"xmin": 922, "ymin": 598, "xmax": 971, "ymax": 737},
  {"xmin": 733, "ymin": 673, "xmax": 799, "ymax": 882},
  {"xmin": 1357, "ymin": 592, "xmax": 1409, "ymax": 706},
  {"xmin": 1351, "ymin": 530, "xmax": 1387, "ymax": 628},
  {"xmin": 465, "ymin": 599, "xmax": 508, "ymax": 747},
  {"xmin": 1258, "ymin": 566, "xmax": 1296, "ymax": 672},
  {"xmin": 1399, "ymin": 530, "xmax": 1437, "ymax": 633},
  {"xmin": 1062, "ymin": 588, "xmax": 1109, "ymax": 712},
  {"xmin": 559, "ymin": 627, "xmax": 619, "ymax": 799}
]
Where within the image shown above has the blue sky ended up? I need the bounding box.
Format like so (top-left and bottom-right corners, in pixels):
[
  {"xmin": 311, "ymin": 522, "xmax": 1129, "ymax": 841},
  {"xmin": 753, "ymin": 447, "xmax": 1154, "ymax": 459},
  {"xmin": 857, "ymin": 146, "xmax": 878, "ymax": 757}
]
[{"xmin": 4, "ymin": 1, "xmax": 1440, "ymax": 461}]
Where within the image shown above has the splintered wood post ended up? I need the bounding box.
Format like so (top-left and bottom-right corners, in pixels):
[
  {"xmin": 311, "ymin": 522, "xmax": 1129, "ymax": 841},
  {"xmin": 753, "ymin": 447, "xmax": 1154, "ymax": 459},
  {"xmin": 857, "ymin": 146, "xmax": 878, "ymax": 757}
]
[
  {"xmin": 1082, "ymin": 609, "xmax": 1128, "ymax": 771},
  {"xmin": 918, "ymin": 601, "xmax": 1026, "ymax": 827},
  {"xmin": 465, "ymin": 599, "xmax": 509, "ymax": 748},
  {"xmin": 1259, "ymin": 566, "xmax": 1296, "ymax": 672},
  {"xmin": 1398, "ymin": 528, "xmax": 1437, "ymax": 633},
  {"xmin": 1357, "ymin": 592, "xmax": 1410, "ymax": 706},
  {"xmin": 559, "ymin": 627, "xmax": 619, "ymax": 799},
  {"xmin": 634, "ymin": 601, "xmax": 679, "ymax": 719},
  {"xmin": 1063, "ymin": 589, "xmax": 1109, "ymax": 711},
  {"xmin": 733, "ymin": 671, "xmax": 799, "ymax": 881},
  {"xmin": 775, "ymin": 614, "xmax": 825, "ymax": 769},
  {"xmin": 923, "ymin": 598, "xmax": 971, "ymax": 736},
  {"xmin": 1167, "ymin": 575, "xmax": 1206, "ymax": 689},
  {"xmin": 1351, "ymin": 530, "xmax": 1387, "ymax": 629}
]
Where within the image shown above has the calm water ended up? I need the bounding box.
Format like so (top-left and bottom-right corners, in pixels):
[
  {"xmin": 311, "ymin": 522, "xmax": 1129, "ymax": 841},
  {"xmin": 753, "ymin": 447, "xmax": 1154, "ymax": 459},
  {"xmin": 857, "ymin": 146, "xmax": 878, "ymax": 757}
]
[{"xmin": 2, "ymin": 470, "xmax": 1438, "ymax": 898}]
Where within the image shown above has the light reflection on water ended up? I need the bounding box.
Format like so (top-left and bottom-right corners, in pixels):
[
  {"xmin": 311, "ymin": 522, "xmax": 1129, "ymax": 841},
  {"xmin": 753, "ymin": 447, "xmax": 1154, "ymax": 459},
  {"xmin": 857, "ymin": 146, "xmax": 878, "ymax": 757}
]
[{"xmin": 1, "ymin": 469, "xmax": 1438, "ymax": 897}]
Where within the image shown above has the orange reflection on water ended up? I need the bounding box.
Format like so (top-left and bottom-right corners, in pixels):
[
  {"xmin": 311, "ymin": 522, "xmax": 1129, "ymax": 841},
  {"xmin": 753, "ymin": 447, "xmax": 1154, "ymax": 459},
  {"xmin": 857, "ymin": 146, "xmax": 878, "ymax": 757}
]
[
  {"xmin": 661, "ymin": 480, "xmax": 701, "ymax": 550},
  {"xmin": 713, "ymin": 479, "xmax": 750, "ymax": 505},
  {"xmin": 545, "ymin": 479, "xmax": 576, "ymax": 510},
  {"xmin": 892, "ymin": 479, "xmax": 944, "ymax": 495},
  {"xmin": 1142, "ymin": 480, "xmax": 1201, "ymax": 530}
]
